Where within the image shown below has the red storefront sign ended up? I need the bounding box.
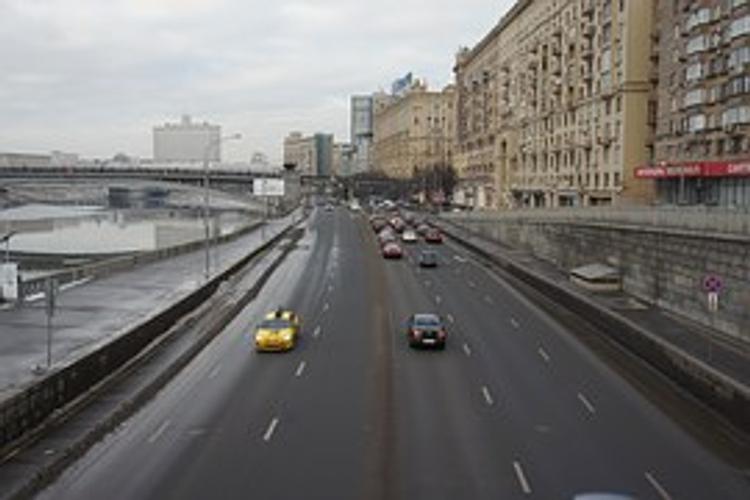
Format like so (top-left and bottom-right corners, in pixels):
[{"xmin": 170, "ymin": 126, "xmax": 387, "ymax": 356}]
[{"xmin": 635, "ymin": 160, "xmax": 750, "ymax": 179}]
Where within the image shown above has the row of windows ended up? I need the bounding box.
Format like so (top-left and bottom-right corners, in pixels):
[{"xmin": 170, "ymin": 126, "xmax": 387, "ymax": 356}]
[
  {"xmin": 683, "ymin": 74, "xmax": 750, "ymax": 107},
  {"xmin": 683, "ymin": 105, "xmax": 750, "ymax": 131}
]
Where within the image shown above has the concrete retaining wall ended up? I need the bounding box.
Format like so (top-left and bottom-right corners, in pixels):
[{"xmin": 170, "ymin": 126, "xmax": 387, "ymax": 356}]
[
  {"xmin": 436, "ymin": 221, "xmax": 750, "ymax": 434},
  {"xmin": 445, "ymin": 215, "xmax": 750, "ymax": 344}
]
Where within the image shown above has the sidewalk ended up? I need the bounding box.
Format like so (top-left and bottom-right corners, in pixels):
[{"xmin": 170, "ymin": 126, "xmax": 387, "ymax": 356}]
[
  {"xmin": 434, "ymin": 217, "xmax": 750, "ymax": 388},
  {"xmin": 0, "ymin": 212, "xmax": 299, "ymax": 399}
]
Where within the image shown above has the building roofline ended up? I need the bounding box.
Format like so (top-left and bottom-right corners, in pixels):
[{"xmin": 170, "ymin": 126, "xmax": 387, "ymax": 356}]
[{"xmin": 455, "ymin": 0, "xmax": 531, "ymax": 72}]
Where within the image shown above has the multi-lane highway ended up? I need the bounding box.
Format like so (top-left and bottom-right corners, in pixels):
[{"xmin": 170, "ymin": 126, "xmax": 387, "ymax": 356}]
[{"xmin": 37, "ymin": 207, "xmax": 750, "ymax": 500}]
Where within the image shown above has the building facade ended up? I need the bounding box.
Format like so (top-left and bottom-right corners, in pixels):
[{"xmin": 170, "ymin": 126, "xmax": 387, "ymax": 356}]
[
  {"xmin": 636, "ymin": 0, "xmax": 750, "ymax": 207},
  {"xmin": 372, "ymin": 81, "xmax": 456, "ymax": 179},
  {"xmin": 153, "ymin": 115, "xmax": 221, "ymax": 162},
  {"xmin": 282, "ymin": 132, "xmax": 334, "ymax": 177},
  {"xmin": 455, "ymin": 0, "xmax": 657, "ymax": 210},
  {"xmin": 350, "ymin": 96, "xmax": 374, "ymax": 175},
  {"xmin": 332, "ymin": 142, "xmax": 355, "ymax": 177}
]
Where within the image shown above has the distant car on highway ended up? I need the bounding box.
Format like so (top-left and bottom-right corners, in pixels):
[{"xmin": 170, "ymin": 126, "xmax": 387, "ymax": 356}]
[
  {"xmin": 418, "ymin": 250, "xmax": 438, "ymax": 268},
  {"xmin": 401, "ymin": 229, "xmax": 418, "ymax": 243},
  {"xmin": 382, "ymin": 242, "xmax": 403, "ymax": 259},
  {"xmin": 406, "ymin": 313, "xmax": 447, "ymax": 349},
  {"xmin": 424, "ymin": 228, "xmax": 443, "ymax": 244},
  {"xmin": 416, "ymin": 223, "xmax": 431, "ymax": 236},
  {"xmin": 378, "ymin": 228, "xmax": 397, "ymax": 246},
  {"xmin": 255, "ymin": 309, "xmax": 300, "ymax": 352},
  {"xmin": 324, "ymin": 204, "xmax": 334, "ymax": 212}
]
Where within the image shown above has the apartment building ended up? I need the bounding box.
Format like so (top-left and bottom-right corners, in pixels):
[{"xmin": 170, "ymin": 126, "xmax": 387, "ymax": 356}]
[
  {"xmin": 637, "ymin": 0, "xmax": 750, "ymax": 207},
  {"xmin": 372, "ymin": 81, "xmax": 455, "ymax": 180},
  {"xmin": 455, "ymin": 0, "xmax": 657, "ymax": 209}
]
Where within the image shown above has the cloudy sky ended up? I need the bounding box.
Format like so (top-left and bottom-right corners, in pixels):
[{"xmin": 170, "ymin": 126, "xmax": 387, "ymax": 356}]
[{"xmin": 0, "ymin": 0, "xmax": 513, "ymax": 162}]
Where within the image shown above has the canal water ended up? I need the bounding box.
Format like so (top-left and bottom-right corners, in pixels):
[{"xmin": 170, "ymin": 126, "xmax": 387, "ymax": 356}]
[{"xmin": 0, "ymin": 204, "xmax": 253, "ymax": 255}]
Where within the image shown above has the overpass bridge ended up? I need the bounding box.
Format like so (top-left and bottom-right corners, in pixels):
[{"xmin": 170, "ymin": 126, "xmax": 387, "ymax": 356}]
[{"xmin": 0, "ymin": 165, "xmax": 282, "ymax": 189}]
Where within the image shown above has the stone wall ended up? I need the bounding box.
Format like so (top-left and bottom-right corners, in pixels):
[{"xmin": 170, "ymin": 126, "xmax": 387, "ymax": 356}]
[{"xmin": 447, "ymin": 215, "xmax": 750, "ymax": 342}]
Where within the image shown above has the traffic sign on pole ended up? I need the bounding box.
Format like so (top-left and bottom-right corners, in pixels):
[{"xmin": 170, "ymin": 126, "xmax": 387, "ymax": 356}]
[{"xmin": 702, "ymin": 274, "xmax": 723, "ymax": 294}]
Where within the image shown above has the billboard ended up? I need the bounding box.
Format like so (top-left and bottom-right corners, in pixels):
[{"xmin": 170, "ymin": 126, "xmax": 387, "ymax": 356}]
[
  {"xmin": 0, "ymin": 263, "xmax": 18, "ymax": 301},
  {"xmin": 391, "ymin": 72, "xmax": 413, "ymax": 97},
  {"xmin": 253, "ymin": 178, "xmax": 285, "ymax": 197}
]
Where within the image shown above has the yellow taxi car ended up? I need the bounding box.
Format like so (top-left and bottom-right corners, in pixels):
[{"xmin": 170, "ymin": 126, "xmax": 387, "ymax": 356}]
[{"xmin": 254, "ymin": 309, "xmax": 301, "ymax": 352}]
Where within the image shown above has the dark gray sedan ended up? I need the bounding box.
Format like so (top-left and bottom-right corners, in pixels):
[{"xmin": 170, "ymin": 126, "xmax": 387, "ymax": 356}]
[{"xmin": 406, "ymin": 313, "xmax": 447, "ymax": 349}]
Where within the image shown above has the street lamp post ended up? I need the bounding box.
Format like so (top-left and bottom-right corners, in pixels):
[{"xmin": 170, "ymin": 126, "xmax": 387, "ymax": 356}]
[
  {"xmin": 203, "ymin": 133, "xmax": 242, "ymax": 281},
  {"xmin": 1, "ymin": 232, "xmax": 16, "ymax": 263}
]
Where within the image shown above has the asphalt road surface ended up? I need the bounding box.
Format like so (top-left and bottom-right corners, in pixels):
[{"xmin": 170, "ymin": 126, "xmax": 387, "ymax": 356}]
[{"xmin": 36, "ymin": 207, "xmax": 750, "ymax": 500}]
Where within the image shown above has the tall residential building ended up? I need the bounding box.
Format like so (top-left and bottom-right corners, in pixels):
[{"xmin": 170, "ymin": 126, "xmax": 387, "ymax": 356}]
[
  {"xmin": 350, "ymin": 95, "xmax": 374, "ymax": 175},
  {"xmin": 636, "ymin": 0, "xmax": 750, "ymax": 206},
  {"xmin": 372, "ymin": 81, "xmax": 456, "ymax": 179},
  {"xmin": 455, "ymin": 0, "xmax": 657, "ymax": 210},
  {"xmin": 282, "ymin": 131, "xmax": 334, "ymax": 176},
  {"xmin": 153, "ymin": 115, "xmax": 221, "ymax": 162},
  {"xmin": 314, "ymin": 133, "xmax": 334, "ymax": 177}
]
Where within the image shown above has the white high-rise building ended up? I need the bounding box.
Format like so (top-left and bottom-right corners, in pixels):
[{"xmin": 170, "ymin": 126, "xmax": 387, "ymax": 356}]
[{"xmin": 153, "ymin": 115, "xmax": 221, "ymax": 162}]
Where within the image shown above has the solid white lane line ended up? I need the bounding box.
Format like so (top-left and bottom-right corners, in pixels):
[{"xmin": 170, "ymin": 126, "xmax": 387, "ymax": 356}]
[
  {"xmin": 313, "ymin": 326, "xmax": 321, "ymax": 338},
  {"xmin": 645, "ymin": 472, "xmax": 673, "ymax": 500},
  {"xmin": 578, "ymin": 392, "xmax": 597, "ymax": 415},
  {"xmin": 463, "ymin": 343, "xmax": 472, "ymax": 357},
  {"xmin": 147, "ymin": 420, "xmax": 171, "ymax": 444},
  {"xmin": 447, "ymin": 314, "xmax": 455, "ymax": 324},
  {"xmin": 295, "ymin": 361, "xmax": 307, "ymax": 378},
  {"xmin": 454, "ymin": 255, "xmax": 468, "ymax": 263},
  {"xmin": 481, "ymin": 386, "xmax": 494, "ymax": 406},
  {"xmin": 208, "ymin": 365, "xmax": 221, "ymax": 380},
  {"xmin": 511, "ymin": 318, "xmax": 520, "ymax": 329},
  {"xmin": 538, "ymin": 347, "xmax": 551, "ymax": 363},
  {"xmin": 263, "ymin": 417, "xmax": 279, "ymax": 442},
  {"xmin": 513, "ymin": 461, "xmax": 532, "ymax": 495}
]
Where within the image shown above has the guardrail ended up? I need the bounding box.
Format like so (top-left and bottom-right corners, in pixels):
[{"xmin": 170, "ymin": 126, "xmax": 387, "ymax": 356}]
[
  {"xmin": 0, "ymin": 216, "xmax": 299, "ymax": 453},
  {"xmin": 447, "ymin": 205, "xmax": 750, "ymax": 237},
  {"xmin": 435, "ymin": 219, "xmax": 750, "ymax": 434}
]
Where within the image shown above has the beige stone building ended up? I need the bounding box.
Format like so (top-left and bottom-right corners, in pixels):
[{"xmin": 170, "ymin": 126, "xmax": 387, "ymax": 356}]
[
  {"xmin": 639, "ymin": 0, "xmax": 750, "ymax": 207},
  {"xmin": 455, "ymin": 0, "xmax": 657, "ymax": 209},
  {"xmin": 283, "ymin": 132, "xmax": 315, "ymax": 175},
  {"xmin": 372, "ymin": 82, "xmax": 456, "ymax": 179}
]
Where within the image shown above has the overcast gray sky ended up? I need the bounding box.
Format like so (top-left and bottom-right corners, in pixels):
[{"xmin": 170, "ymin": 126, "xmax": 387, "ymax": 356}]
[{"xmin": 0, "ymin": 0, "xmax": 513, "ymax": 162}]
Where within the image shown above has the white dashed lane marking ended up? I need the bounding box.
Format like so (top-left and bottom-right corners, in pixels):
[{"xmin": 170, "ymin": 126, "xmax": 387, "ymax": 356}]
[{"xmin": 263, "ymin": 418, "xmax": 280, "ymax": 442}]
